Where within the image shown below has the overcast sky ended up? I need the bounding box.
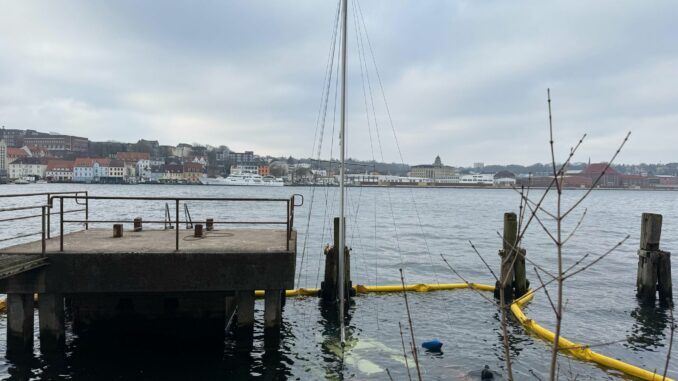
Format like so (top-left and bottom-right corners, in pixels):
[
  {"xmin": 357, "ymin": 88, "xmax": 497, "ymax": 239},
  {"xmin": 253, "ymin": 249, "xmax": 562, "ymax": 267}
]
[{"xmin": 0, "ymin": 1, "xmax": 676, "ymax": 166}]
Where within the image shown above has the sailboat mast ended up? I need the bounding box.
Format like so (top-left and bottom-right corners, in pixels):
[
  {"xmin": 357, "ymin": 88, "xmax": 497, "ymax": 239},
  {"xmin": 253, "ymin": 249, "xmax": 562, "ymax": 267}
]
[{"xmin": 338, "ymin": 0, "xmax": 348, "ymax": 345}]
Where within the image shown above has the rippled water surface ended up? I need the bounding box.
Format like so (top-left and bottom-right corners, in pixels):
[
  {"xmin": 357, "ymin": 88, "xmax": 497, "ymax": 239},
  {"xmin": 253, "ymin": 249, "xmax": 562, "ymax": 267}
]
[{"xmin": 0, "ymin": 183, "xmax": 676, "ymax": 380}]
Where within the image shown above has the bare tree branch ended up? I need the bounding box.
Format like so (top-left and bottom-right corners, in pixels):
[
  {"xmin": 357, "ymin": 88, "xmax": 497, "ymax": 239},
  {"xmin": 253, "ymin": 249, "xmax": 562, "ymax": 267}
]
[
  {"xmin": 562, "ymin": 235, "xmax": 630, "ymax": 282},
  {"xmin": 398, "ymin": 322, "xmax": 413, "ymax": 381},
  {"xmin": 562, "ymin": 131, "xmax": 631, "ymax": 219},
  {"xmin": 496, "ymin": 231, "xmax": 557, "ymax": 280},
  {"xmin": 662, "ymin": 306, "xmax": 674, "ymax": 381},
  {"xmin": 469, "ymin": 240, "xmax": 499, "ymax": 282},
  {"xmin": 562, "ymin": 208, "xmax": 587, "ymax": 245},
  {"xmin": 534, "ymin": 267, "xmax": 558, "ymax": 318}
]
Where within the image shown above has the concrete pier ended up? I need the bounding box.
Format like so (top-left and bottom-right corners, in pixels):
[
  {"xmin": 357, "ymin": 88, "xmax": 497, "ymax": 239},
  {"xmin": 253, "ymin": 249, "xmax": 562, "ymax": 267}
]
[
  {"xmin": 7, "ymin": 293, "xmax": 34, "ymax": 354},
  {"xmin": 38, "ymin": 293, "xmax": 65, "ymax": 350},
  {"xmin": 0, "ymin": 228, "xmax": 297, "ymax": 351}
]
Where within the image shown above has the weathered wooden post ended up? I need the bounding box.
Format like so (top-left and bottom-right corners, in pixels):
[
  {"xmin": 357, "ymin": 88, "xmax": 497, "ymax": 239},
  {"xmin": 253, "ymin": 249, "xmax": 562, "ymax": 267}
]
[
  {"xmin": 495, "ymin": 213, "xmax": 517, "ymax": 301},
  {"xmin": 113, "ymin": 224, "xmax": 123, "ymax": 238},
  {"xmin": 637, "ymin": 213, "xmax": 672, "ymax": 303},
  {"xmin": 320, "ymin": 217, "xmax": 351, "ymax": 304},
  {"xmin": 133, "ymin": 217, "xmax": 143, "ymax": 232}
]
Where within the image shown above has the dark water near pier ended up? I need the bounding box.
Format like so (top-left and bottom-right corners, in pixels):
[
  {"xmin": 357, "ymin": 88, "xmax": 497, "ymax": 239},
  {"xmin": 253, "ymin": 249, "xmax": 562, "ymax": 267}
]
[{"xmin": 0, "ymin": 183, "xmax": 676, "ymax": 380}]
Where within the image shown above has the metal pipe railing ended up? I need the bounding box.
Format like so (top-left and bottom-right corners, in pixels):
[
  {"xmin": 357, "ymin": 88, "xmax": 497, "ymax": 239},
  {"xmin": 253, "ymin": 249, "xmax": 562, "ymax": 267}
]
[
  {"xmin": 0, "ymin": 191, "xmax": 88, "ymax": 252},
  {"xmin": 51, "ymin": 194, "xmax": 304, "ymax": 252}
]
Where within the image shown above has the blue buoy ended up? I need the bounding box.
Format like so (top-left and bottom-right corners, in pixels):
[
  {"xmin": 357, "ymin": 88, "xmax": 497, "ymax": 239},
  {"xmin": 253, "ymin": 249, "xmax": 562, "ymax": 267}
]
[{"xmin": 421, "ymin": 339, "xmax": 443, "ymax": 351}]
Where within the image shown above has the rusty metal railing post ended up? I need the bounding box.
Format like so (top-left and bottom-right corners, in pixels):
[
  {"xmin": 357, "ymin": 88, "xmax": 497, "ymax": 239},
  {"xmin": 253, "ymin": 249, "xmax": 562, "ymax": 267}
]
[
  {"xmin": 46, "ymin": 193, "xmax": 51, "ymax": 239},
  {"xmin": 41, "ymin": 206, "xmax": 46, "ymax": 255},
  {"xmin": 286, "ymin": 199, "xmax": 290, "ymax": 251},
  {"xmin": 85, "ymin": 191, "xmax": 89, "ymax": 230},
  {"xmin": 60, "ymin": 197, "xmax": 64, "ymax": 252},
  {"xmin": 175, "ymin": 199, "xmax": 180, "ymax": 251}
]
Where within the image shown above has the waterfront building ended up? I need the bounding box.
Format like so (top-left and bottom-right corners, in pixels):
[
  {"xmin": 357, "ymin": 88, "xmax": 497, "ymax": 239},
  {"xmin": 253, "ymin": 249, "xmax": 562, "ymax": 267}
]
[
  {"xmin": 73, "ymin": 158, "xmax": 124, "ymax": 183},
  {"xmin": 6, "ymin": 147, "xmax": 29, "ymax": 164},
  {"xmin": 581, "ymin": 163, "xmax": 622, "ymax": 187},
  {"xmin": 172, "ymin": 144, "xmax": 193, "ymax": 158},
  {"xmin": 0, "ymin": 139, "xmax": 6, "ymax": 177},
  {"xmin": 23, "ymin": 134, "xmax": 88, "ymax": 152},
  {"xmin": 258, "ymin": 165, "xmax": 270, "ymax": 176},
  {"xmin": 8, "ymin": 157, "xmax": 48, "ymax": 180},
  {"xmin": 493, "ymin": 171, "xmax": 517, "ymax": 186},
  {"xmin": 228, "ymin": 151, "xmax": 254, "ymax": 163},
  {"xmin": 116, "ymin": 152, "xmax": 151, "ymax": 182},
  {"xmin": 182, "ymin": 162, "xmax": 205, "ymax": 183},
  {"xmin": 45, "ymin": 160, "xmax": 75, "ymax": 182},
  {"xmin": 459, "ymin": 174, "xmax": 494, "ymax": 185},
  {"xmin": 410, "ymin": 155, "xmax": 458, "ymax": 182}
]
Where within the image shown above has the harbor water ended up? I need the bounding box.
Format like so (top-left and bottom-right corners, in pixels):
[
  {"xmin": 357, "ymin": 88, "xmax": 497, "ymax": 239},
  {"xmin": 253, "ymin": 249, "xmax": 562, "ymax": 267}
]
[{"xmin": 0, "ymin": 183, "xmax": 676, "ymax": 380}]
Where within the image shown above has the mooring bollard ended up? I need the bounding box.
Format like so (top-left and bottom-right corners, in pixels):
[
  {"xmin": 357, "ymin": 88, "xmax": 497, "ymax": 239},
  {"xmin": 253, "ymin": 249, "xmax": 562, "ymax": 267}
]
[
  {"xmin": 113, "ymin": 224, "xmax": 123, "ymax": 238},
  {"xmin": 194, "ymin": 224, "xmax": 204, "ymax": 238},
  {"xmin": 133, "ymin": 217, "xmax": 142, "ymax": 232},
  {"xmin": 206, "ymin": 218, "xmax": 214, "ymax": 231},
  {"xmin": 637, "ymin": 213, "xmax": 672, "ymax": 303}
]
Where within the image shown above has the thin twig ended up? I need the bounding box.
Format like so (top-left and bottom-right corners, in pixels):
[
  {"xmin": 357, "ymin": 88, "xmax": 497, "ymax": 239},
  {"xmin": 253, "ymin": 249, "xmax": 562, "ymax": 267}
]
[
  {"xmin": 398, "ymin": 322, "xmax": 413, "ymax": 381},
  {"xmin": 512, "ymin": 185, "xmax": 557, "ymax": 220},
  {"xmin": 469, "ymin": 240, "xmax": 499, "ymax": 282},
  {"xmin": 533, "ymin": 267, "xmax": 558, "ymax": 318},
  {"xmin": 562, "ymin": 235, "xmax": 630, "ymax": 281},
  {"xmin": 440, "ymin": 254, "xmax": 496, "ymax": 305},
  {"xmin": 386, "ymin": 368, "xmax": 395, "ymax": 381},
  {"xmin": 522, "ymin": 195, "xmax": 559, "ymax": 244},
  {"xmin": 662, "ymin": 307, "xmax": 674, "ymax": 381},
  {"xmin": 563, "ymin": 253, "xmax": 590, "ymax": 275},
  {"xmin": 496, "ymin": 231, "xmax": 556, "ymax": 280},
  {"xmin": 562, "ymin": 131, "xmax": 631, "ymax": 219},
  {"xmin": 562, "ymin": 208, "xmax": 587, "ymax": 245},
  {"xmin": 399, "ymin": 269, "xmax": 423, "ymax": 381}
]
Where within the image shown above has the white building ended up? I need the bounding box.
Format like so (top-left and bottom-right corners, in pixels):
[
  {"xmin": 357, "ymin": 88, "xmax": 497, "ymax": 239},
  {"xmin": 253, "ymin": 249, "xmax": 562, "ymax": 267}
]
[
  {"xmin": 45, "ymin": 160, "xmax": 75, "ymax": 182},
  {"xmin": 136, "ymin": 159, "xmax": 152, "ymax": 181},
  {"xmin": 9, "ymin": 157, "xmax": 47, "ymax": 180},
  {"xmin": 460, "ymin": 174, "xmax": 494, "ymax": 185}
]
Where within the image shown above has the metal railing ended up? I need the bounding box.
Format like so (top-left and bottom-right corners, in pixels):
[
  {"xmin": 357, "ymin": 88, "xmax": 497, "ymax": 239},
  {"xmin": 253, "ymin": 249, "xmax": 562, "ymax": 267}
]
[
  {"xmin": 50, "ymin": 194, "xmax": 304, "ymax": 252},
  {"xmin": 0, "ymin": 191, "xmax": 89, "ymax": 254}
]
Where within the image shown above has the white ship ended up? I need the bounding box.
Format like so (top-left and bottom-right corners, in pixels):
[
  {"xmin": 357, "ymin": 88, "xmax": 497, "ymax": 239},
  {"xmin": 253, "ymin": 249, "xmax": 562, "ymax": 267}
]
[{"xmin": 200, "ymin": 173, "xmax": 284, "ymax": 186}]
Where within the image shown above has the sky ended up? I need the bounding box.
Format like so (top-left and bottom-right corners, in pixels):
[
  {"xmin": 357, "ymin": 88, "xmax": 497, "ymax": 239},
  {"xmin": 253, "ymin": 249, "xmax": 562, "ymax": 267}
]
[{"xmin": 0, "ymin": 1, "xmax": 676, "ymax": 166}]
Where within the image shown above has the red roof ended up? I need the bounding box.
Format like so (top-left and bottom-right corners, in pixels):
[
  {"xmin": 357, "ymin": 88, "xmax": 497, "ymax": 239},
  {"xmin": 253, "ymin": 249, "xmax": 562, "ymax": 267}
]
[
  {"xmin": 116, "ymin": 152, "xmax": 150, "ymax": 161},
  {"xmin": 582, "ymin": 163, "xmax": 620, "ymax": 176},
  {"xmin": 7, "ymin": 147, "xmax": 28, "ymax": 158},
  {"xmin": 46, "ymin": 160, "xmax": 75, "ymax": 171}
]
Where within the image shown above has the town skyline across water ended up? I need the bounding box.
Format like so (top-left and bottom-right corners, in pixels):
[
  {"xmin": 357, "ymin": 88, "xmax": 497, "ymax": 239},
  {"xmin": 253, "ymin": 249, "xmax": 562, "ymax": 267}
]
[{"xmin": 1, "ymin": 126, "xmax": 677, "ymax": 188}]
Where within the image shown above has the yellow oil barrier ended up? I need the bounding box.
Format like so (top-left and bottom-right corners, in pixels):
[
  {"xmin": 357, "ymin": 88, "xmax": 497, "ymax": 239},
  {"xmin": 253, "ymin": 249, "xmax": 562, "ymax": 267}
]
[
  {"xmin": 0, "ymin": 284, "xmax": 670, "ymax": 380},
  {"xmin": 510, "ymin": 290, "xmax": 672, "ymax": 381}
]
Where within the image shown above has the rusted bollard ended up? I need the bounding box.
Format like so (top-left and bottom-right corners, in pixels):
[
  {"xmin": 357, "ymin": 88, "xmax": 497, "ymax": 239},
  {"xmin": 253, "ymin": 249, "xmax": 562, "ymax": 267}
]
[
  {"xmin": 637, "ymin": 213, "xmax": 672, "ymax": 303},
  {"xmin": 194, "ymin": 224, "xmax": 204, "ymax": 238},
  {"xmin": 133, "ymin": 217, "xmax": 142, "ymax": 232},
  {"xmin": 206, "ymin": 218, "xmax": 214, "ymax": 231},
  {"xmin": 113, "ymin": 224, "xmax": 123, "ymax": 238}
]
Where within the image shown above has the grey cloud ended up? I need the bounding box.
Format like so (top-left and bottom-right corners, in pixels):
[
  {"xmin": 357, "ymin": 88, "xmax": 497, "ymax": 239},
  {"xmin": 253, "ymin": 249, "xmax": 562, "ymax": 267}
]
[{"xmin": 0, "ymin": 1, "xmax": 676, "ymax": 165}]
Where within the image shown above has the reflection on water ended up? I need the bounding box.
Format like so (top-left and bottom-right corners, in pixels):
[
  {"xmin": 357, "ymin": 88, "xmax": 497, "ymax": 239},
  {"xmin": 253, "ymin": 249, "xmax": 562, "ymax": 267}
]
[{"xmin": 626, "ymin": 300, "xmax": 674, "ymax": 352}]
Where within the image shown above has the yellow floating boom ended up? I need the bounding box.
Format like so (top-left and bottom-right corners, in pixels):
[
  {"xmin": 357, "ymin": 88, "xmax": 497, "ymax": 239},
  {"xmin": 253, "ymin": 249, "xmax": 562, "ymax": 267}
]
[{"xmin": 0, "ymin": 283, "xmax": 670, "ymax": 380}]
